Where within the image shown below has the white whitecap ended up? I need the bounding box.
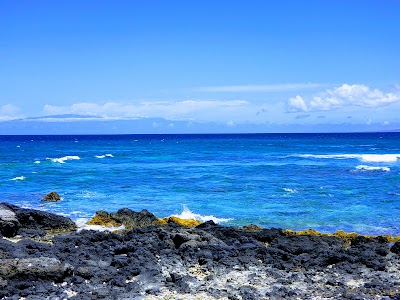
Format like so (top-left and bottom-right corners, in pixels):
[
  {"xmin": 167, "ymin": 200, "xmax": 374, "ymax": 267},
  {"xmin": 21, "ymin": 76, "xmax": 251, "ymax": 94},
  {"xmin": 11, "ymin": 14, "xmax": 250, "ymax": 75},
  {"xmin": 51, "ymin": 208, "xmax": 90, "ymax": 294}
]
[
  {"xmin": 75, "ymin": 218, "xmax": 125, "ymax": 232},
  {"xmin": 297, "ymin": 153, "xmax": 400, "ymax": 163},
  {"xmin": 34, "ymin": 160, "xmax": 41, "ymax": 164},
  {"xmin": 47, "ymin": 156, "xmax": 80, "ymax": 164},
  {"xmin": 355, "ymin": 165, "xmax": 390, "ymax": 172},
  {"xmin": 360, "ymin": 154, "xmax": 399, "ymax": 163},
  {"xmin": 296, "ymin": 154, "xmax": 358, "ymax": 160},
  {"xmin": 95, "ymin": 154, "xmax": 113, "ymax": 159},
  {"xmin": 283, "ymin": 188, "xmax": 298, "ymax": 193},
  {"xmin": 11, "ymin": 176, "xmax": 25, "ymax": 181},
  {"xmin": 171, "ymin": 205, "xmax": 232, "ymax": 224}
]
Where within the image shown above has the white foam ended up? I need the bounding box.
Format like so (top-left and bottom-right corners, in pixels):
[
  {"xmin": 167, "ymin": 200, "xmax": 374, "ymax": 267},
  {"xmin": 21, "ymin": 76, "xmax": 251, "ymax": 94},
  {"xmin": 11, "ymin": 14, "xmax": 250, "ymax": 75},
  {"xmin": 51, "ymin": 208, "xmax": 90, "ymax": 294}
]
[
  {"xmin": 95, "ymin": 154, "xmax": 113, "ymax": 159},
  {"xmin": 11, "ymin": 176, "xmax": 25, "ymax": 181},
  {"xmin": 355, "ymin": 165, "xmax": 390, "ymax": 172},
  {"xmin": 75, "ymin": 218, "xmax": 125, "ymax": 232},
  {"xmin": 297, "ymin": 154, "xmax": 358, "ymax": 160},
  {"xmin": 297, "ymin": 154, "xmax": 400, "ymax": 163},
  {"xmin": 34, "ymin": 160, "xmax": 41, "ymax": 164},
  {"xmin": 47, "ymin": 156, "xmax": 80, "ymax": 164},
  {"xmin": 171, "ymin": 205, "xmax": 232, "ymax": 224},
  {"xmin": 283, "ymin": 188, "xmax": 298, "ymax": 193},
  {"xmin": 360, "ymin": 154, "xmax": 399, "ymax": 163}
]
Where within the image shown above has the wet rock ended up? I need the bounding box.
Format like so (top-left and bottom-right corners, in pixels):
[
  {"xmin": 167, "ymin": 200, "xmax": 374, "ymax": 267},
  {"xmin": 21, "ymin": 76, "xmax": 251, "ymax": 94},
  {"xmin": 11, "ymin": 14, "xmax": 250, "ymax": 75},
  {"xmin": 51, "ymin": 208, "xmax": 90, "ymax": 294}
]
[
  {"xmin": 86, "ymin": 210, "xmax": 122, "ymax": 227},
  {"xmin": 163, "ymin": 216, "xmax": 202, "ymax": 227},
  {"xmin": 1, "ymin": 202, "xmax": 77, "ymax": 237},
  {"xmin": 87, "ymin": 208, "xmax": 161, "ymax": 230},
  {"xmin": 42, "ymin": 191, "xmax": 61, "ymax": 202},
  {"xmin": 0, "ymin": 204, "xmax": 21, "ymax": 237},
  {"xmin": 111, "ymin": 208, "xmax": 160, "ymax": 229}
]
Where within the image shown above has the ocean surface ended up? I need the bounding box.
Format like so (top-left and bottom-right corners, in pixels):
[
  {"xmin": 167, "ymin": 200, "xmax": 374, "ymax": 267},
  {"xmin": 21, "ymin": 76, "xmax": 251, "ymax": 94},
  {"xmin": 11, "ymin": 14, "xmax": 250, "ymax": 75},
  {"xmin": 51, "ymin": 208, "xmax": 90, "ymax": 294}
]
[{"xmin": 1, "ymin": 133, "xmax": 400, "ymax": 236}]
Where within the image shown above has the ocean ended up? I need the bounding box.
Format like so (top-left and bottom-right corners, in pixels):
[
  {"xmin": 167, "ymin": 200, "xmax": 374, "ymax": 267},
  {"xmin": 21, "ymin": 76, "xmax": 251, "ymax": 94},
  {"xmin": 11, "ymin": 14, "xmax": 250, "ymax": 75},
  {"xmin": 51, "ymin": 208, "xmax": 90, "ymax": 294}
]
[{"xmin": 1, "ymin": 133, "xmax": 399, "ymax": 236}]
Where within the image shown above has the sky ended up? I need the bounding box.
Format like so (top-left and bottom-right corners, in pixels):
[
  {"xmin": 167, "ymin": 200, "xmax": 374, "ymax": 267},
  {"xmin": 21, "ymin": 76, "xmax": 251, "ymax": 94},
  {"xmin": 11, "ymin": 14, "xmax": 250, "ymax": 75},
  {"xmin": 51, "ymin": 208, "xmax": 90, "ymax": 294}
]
[{"xmin": 0, "ymin": 0, "xmax": 399, "ymax": 133}]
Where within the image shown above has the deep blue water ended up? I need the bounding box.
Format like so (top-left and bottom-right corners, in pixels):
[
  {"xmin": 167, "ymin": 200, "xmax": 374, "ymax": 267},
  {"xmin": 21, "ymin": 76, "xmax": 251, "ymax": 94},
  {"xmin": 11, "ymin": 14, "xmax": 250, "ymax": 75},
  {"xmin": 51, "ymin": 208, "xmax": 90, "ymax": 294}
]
[{"xmin": 1, "ymin": 133, "xmax": 400, "ymax": 236}]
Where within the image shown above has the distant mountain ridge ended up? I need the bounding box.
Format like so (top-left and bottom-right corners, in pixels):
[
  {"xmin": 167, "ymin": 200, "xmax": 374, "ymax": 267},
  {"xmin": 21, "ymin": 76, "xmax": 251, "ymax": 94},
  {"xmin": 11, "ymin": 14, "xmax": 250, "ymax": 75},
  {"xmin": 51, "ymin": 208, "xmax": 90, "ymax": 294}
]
[{"xmin": 1, "ymin": 115, "xmax": 400, "ymax": 134}]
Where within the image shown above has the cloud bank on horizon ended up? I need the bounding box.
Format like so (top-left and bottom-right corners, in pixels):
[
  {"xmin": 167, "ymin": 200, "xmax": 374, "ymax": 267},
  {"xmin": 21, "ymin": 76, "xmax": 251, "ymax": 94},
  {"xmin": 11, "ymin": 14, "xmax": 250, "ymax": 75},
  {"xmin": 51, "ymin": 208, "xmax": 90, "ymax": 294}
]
[{"xmin": 1, "ymin": 82, "xmax": 399, "ymax": 132}]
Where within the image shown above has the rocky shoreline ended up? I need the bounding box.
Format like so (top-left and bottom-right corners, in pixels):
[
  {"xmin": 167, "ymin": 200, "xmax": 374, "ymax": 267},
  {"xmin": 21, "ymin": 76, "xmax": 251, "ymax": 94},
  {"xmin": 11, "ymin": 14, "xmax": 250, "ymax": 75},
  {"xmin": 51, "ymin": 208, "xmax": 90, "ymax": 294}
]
[{"xmin": 1, "ymin": 202, "xmax": 400, "ymax": 299}]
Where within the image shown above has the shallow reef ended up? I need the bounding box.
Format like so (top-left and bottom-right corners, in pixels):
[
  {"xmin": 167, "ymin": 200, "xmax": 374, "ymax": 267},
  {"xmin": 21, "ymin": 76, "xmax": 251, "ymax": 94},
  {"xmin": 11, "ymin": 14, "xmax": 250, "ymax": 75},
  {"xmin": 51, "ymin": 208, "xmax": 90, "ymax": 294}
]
[{"xmin": 1, "ymin": 202, "xmax": 400, "ymax": 299}]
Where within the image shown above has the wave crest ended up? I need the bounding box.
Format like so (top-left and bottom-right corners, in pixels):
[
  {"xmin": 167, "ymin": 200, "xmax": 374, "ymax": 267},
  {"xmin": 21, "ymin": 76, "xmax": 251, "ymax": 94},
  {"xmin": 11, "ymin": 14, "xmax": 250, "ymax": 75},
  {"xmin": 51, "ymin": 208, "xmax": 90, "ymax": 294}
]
[
  {"xmin": 283, "ymin": 188, "xmax": 298, "ymax": 193},
  {"xmin": 355, "ymin": 165, "xmax": 390, "ymax": 172},
  {"xmin": 297, "ymin": 154, "xmax": 400, "ymax": 163},
  {"xmin": 75, "ymin": 218, "xmax": 125, "ymax": 232},
  {"xmin": 171, "ymin": 205, "xmax": 232, "ymax": 224},
  {"xmin": 360, "ymin": 154, "xmax": 399, "ymax": 163},
  {"xmin": 47, "ymin": 156, "xmax": 80, "ymax": 164},
  {"xmin": 95, "ymin": 154, "xmax": 114, "ymax": 159}
]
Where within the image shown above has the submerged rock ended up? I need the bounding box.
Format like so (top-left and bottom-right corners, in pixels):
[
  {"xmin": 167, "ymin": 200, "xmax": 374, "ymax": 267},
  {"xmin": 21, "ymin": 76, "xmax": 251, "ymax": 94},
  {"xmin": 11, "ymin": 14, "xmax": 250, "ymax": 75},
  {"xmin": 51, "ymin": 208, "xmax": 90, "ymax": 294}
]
[{"xmin": 42, "ymin": 191, "xmax": 61, "ymax": 202}]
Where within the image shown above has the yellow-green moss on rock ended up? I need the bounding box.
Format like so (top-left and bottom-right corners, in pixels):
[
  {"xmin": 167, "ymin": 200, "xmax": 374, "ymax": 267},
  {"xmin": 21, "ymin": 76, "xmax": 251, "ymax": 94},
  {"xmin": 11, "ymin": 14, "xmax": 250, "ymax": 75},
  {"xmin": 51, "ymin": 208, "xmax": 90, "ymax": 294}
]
[
  {"xmin": 243, "ymin": 224, "xmax": 262, "ymax": 232},
  {"xmin": 160, "ymin": 216, "xmax": 202, "ymax": 227},
  {"xmin": 284, "ymin": 228, "xmax": 400, "ymax": 243},
  {"xmin": 87, "ymin": 209, "xmax": 202, "ymax": 229},
  {"xmin": 86, "ymin": 210, "xmax": 122, "ymax": 227}
]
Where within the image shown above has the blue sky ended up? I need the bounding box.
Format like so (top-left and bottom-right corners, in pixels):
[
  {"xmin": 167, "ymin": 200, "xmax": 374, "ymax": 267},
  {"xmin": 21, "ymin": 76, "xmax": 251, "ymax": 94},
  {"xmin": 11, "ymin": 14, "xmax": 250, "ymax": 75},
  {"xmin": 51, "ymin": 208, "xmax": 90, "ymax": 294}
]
[{"xmin": 0, "ymin": 0, "xmax": 399, "ymax": 133}]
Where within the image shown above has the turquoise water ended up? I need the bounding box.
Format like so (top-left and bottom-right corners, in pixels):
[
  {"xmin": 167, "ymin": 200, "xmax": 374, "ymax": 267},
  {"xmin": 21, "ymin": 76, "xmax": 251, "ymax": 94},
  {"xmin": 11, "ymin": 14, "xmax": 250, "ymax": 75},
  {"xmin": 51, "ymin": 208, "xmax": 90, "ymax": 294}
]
[{"xmin": 1, "ymin": 133, "xmax": 400, "ymax": 235}]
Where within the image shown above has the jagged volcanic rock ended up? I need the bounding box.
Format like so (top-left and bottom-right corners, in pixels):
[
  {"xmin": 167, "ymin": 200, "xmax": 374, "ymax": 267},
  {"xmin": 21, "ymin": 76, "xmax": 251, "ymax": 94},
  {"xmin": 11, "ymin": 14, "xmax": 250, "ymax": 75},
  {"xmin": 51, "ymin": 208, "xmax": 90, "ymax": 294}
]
[
  {"xmin": 1, "ymin": 203, "xmax": 400, "ymax": 299},
  {"xmin": 0, "ymin": 202, "xmax": 77, "ymax": 238}
]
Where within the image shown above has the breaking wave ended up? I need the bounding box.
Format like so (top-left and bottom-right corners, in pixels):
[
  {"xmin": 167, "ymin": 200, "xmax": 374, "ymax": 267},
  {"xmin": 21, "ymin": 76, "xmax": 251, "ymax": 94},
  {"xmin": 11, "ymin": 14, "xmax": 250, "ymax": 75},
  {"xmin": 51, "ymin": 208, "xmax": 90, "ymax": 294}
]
[
  {"xmin": 171, "ymin": 205, "xmax": 233, "ymax": 224},
  {"xmin": 95, "ymin": 154, "xmax": 114, "ymax": 159},
  {"xmin": 355, "ymin": 165, "xmax": 390, "ymax": 172},
  {"xmin": 47, "ymin": 156, "xmax": 80, "ymax": 164},
  {"xmin": 296, "ymin": 154, "xmax": 400, "ymax": 163},
  {"xmin": 11, "ymin": 176, "xmax": 25, "ymax": 181},
  {"xmin": 283, "ymin": 188, "xmax": 298, "ymax": 193},
  {"xmin": 75, "ymin": 218, "xmax": 125, "ymax": 232}
]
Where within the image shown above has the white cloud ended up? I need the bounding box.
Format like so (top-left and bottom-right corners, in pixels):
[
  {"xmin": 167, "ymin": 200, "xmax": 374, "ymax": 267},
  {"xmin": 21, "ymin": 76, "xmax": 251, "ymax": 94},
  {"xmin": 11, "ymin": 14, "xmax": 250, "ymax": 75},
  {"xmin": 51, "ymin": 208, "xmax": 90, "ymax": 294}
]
[
  {"xmin": 0, "ymin": 104, "xmax": 22, "ymax": 121},
  {"xmin": 0, "ymin": 104, "xmax": 19, "ymax": 115},
  {"xmin": 195, "ymin": 83, "xmax": 328, "ymax": 92},
  {"xmin": 286, "ymin": 96, "xmax": 308, "ymax": 112},
  {"xmin": 286, "ymin": 84, "xmax": 400, "ymax": 112}
]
